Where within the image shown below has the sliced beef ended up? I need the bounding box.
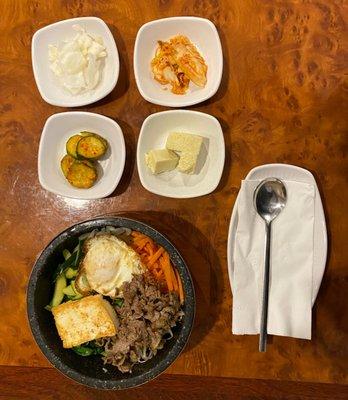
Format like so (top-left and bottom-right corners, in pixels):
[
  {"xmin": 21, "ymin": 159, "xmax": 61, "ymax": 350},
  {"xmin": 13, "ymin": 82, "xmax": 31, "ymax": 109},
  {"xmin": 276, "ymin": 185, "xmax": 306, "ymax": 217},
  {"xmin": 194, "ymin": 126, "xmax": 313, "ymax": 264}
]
[{"xmin": 97, "ymin": 273, "xmax": 184, "ymax": 373}]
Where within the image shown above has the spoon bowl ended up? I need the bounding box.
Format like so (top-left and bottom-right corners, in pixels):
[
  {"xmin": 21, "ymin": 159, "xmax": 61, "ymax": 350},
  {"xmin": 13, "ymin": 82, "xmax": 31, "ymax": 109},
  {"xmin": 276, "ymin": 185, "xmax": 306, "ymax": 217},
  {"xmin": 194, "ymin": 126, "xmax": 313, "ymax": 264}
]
[{"xmin": 254, "ymin": 178, "xmax": 287, "ymax": 224}]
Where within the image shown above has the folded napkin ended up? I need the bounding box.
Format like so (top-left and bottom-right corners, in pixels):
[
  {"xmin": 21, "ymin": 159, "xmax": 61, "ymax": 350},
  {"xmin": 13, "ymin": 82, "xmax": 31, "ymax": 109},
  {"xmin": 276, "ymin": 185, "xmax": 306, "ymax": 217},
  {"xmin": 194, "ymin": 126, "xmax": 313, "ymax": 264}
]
[{"xmin": 232, "ymin": 180, "xmax": 315, "ymax": 339}]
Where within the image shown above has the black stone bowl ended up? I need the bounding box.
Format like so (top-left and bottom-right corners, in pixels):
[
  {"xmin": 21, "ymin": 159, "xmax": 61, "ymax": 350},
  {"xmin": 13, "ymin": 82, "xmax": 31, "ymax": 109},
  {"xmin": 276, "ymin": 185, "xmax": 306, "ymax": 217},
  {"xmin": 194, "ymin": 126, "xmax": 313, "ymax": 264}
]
[{"xmin": 27, "ymin": 217, "xmax": 195, "ymax": 390}]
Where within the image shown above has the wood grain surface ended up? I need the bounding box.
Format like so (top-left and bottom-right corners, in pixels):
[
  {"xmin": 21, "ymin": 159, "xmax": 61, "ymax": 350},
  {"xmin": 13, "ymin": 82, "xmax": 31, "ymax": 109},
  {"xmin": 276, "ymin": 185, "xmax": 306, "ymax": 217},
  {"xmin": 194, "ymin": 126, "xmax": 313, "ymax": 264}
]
[
  {"xmin": 1, "ymin": 366, "xmax": 348, "ymax": 400},
  {"xmin": 0, "ymin": 0, "xmax": 347, "ymax": 390}
]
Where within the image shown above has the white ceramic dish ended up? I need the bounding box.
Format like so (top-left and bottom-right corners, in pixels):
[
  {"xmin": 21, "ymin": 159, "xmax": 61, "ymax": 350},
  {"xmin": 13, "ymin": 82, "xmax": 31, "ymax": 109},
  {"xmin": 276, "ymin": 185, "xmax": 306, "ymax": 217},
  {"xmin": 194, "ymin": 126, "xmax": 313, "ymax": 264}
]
[
  {"xmin": 137, "ymin": 110, "xmax": 225, "ymax": 198},
  {"xmin": 227, "ymin": 164, "xmax": 327, "ymax": 305},
  {"xmin": 32, "ymin": 17, "xmax": 119, "ymax": 107},
  {"xmin": 38, "ymin": 112, "xmax": 125, "ymax": 200},
  {"xmin": 134, "ymin": 17, "xmax": 223, "ymax": 107}
]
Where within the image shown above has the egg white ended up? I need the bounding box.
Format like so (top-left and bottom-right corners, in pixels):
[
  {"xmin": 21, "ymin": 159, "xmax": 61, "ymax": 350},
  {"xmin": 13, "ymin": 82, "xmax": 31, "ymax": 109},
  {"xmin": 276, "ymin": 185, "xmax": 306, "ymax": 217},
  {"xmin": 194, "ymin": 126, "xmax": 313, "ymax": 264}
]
[{"xmin": 81, "ymin": 234, "xmax": 145, "ymax": 298}]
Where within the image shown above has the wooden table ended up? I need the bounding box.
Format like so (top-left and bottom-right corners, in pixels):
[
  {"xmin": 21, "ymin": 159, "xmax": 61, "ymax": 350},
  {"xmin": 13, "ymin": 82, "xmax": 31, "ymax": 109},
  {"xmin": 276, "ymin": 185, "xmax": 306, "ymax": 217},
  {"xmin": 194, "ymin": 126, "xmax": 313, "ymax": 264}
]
[{"xmin": 0, "ymin": 1, "xmax": 347, "ymax": 398}]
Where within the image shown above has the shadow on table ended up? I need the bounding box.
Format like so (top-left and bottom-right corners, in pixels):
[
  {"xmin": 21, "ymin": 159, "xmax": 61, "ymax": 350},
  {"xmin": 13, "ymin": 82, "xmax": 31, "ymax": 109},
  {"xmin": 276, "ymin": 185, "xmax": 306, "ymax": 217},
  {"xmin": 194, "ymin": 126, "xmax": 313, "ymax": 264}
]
[
  {"xmin": 213, "ymin": 116, "xmax": 233, "ymax": 194},
  {"xmin": 308, "ymin": 168, "xmax": 331, "ymax": 343},
  {"xmin": 106, "ymin": 118, "xmax": 137, "ymax": 197},
  {"xmin": 99, "ymin": 210, "xmax": 224, "ymax": 352}
]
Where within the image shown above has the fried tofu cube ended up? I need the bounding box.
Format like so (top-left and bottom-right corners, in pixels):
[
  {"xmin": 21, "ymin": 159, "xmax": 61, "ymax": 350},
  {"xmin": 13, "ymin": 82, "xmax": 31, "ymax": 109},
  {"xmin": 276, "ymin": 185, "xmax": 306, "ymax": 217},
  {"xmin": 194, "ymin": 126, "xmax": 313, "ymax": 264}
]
[{"xmin": 51, "ymin": 295, "xmax": 117, "ymax": 348}]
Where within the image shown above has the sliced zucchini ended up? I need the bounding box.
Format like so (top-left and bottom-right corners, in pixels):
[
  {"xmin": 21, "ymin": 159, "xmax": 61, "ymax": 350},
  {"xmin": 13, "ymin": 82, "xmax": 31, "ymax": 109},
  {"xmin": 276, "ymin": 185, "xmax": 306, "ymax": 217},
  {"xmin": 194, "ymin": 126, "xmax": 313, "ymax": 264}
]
[
  {"xmin": 81, "ymin": 159, "xmax": 95, "ymax": 169},
  {"xmin": 65, "ymin": 267, "xmax": 77, "ymax": 279},
  {"xmin": 80, "ymin": 131, "xmax": 94, "ymax": 137},
  {"xmin": 67, "ymin": 293, "xmax": 83, "ymax": 301},
  {"xmin": 51, "ymin": 273, "xmax": 67, "ymax": 308},
  {"xmin": 76, "ymin": 135, "xmax": 107, "ymax": 160},
  {"xmin": 80, "ymin": 131, "xmax": 108, "ymax": 149},
  {"xmin": 66, "ymin": 135, "xmax": 82, "ymax": 158},
  {"xmin": 62, "ymin": 284, "xmax": 76, "ymax": 297},
  {"xmin": 62, "ymin": 249, "xmax": 71, "ymax": 260},
  {"xmin": 66, "ymin": 161, "xmax": 97, "ymax": 189},
  {"xmin": 60, "ymin": 155, "xmax": 74, "ymax": 177},
  {"xmin": 75, "ymin": 269, "xmax": 92, "ymax": 295},
  {"xmin": 71, "ymin": 281, "xmax": 83, "ymax": 299}
]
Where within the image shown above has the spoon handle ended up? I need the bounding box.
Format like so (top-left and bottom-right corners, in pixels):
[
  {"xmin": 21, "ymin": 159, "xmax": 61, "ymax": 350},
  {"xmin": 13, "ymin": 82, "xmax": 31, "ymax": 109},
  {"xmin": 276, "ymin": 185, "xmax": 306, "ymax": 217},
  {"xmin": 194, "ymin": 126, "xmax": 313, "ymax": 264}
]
[{"xmin": 259, "ymin": 222, "xmax": 271, "ymax": 352}]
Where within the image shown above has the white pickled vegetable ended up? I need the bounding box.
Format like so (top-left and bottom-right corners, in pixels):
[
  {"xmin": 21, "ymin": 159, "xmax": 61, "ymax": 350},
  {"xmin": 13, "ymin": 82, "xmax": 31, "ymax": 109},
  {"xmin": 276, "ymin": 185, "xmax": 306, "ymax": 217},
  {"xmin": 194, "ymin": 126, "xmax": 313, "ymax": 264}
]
[{"xmin": 48, "ymin": 25, "xmax": 107, "ymax": 95}]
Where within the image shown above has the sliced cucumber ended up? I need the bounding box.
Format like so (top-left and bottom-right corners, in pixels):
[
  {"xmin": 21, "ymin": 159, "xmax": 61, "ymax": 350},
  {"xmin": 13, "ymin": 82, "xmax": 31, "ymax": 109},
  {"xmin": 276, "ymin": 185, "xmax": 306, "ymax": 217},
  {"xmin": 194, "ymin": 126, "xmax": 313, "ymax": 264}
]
[
  {"xmin": 65, "ymin": 267, "xmax": 77, "ymax": 279},
  {"xmin": 50, "ymin": 273, "xmax": 67, "ymax": 308},
  {"xmin": 80, "ymin": 131, "xmax": 108, "ymax": 149},
  {"xmin": 66, "ymin": 161, "xmax": 97, "ymax": 189},
  {"xmin": 76, "ymin": 135, "xmax": 107, "ymax": 160},
  {"xmin": 60, "ymin": 155, "xmax": 74, "ymax": 177},
  {"xmin": 62, "ymin": 284, "xmax": 76, "ymax": 297},
  {"xmin": 62, "ymin": 249, "xmax": 71, "ymax": 260},
  {"xmin": 66, "ymin": 135, "xmax": 82, "ymax": 159},
  {"xmin": 80, "ymin": 131, "xmax": 93, "ymax": 137},
  {"xmin": 62, "ymin": 280, "xmax": 83, "ymax": 300}
]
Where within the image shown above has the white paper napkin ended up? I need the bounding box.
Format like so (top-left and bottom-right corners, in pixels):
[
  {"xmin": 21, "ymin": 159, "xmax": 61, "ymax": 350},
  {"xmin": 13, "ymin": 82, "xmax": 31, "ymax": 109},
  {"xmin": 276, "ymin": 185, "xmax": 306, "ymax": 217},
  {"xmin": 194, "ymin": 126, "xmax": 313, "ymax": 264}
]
[{"xmin": 232, "ymin": 179, "xmax": 315, "ymax": 340}]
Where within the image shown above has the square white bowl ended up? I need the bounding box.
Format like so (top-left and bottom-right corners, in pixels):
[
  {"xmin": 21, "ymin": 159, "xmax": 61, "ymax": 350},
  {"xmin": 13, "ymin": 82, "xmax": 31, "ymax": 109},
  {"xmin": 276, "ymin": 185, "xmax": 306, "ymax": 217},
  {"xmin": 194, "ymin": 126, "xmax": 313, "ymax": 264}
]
[
  {"xmin": 38, "ymin": 112, "xmax": 126, "ymax": 200},
  {"xmin": 32, "ymin": 17, "xmax": 119, "ymax": 107},
  {"xmin": 134, "ymin": 17, "xmax": 223, "ymax": 107},
  {"xmin": 137, "ymin": 110, "xmax": 225, "ymax": 198}
]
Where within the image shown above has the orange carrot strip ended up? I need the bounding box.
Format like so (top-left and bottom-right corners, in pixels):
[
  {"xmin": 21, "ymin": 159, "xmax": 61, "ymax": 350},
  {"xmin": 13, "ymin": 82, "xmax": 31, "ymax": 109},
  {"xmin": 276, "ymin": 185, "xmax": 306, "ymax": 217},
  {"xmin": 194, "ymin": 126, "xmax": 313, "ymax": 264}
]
[
  {"xmin": 148, "ymin": 247, "xmax": 165, "ymax": 267},
  {"xmin": 164, "ymin": 254, "xmax": 178, "ymax": 292},
  {"xmin": 134, "ymin": 236, "xmax": 147, "ymax": 244},
  {"xmin": 136, "ymin": 238, "xmax": 149, "ymax": 250},
  {"xmin": 161, "ymin": 253, "xmax": 173, "ymax": 291},
  {"xmin": 145, "ymin": 243, "xmax": 154, "ymax": 256},
  {"xmin": 131, "ymin": 231, "xmax": 143, "ymax": 237},
  {"xmin": 171, "ymin": 264, "xmax": 179, "ymax": 292},
  {"xmin": 175, "ymin": 269, "xmax": 184, "ymax": 304}
]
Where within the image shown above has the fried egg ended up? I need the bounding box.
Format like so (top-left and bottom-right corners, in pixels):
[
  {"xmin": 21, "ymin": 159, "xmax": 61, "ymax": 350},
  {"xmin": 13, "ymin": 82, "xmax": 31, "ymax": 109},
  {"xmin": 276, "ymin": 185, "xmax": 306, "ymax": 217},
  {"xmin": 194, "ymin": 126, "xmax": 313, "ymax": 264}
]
[{"xmin": 81, "ymin": 234, "xmax": 145, "ymax": 297}]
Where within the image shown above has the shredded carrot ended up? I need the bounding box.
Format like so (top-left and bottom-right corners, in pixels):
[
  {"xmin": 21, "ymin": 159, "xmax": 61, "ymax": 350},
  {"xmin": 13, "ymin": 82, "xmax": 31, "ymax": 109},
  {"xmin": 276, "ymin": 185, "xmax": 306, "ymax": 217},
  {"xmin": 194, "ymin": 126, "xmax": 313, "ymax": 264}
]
[
  {"xmin": 148, "ymin": 247, "xmax": 165, "ymax": 267},
  {"xmin": 136, "ymin": 239, "xmax": 149, "ymax": 250},
  {"xmin": 145, "ymin": 243, "xmax": 154, "ymax": 256},
  {"xmin": 131, "ymin": 231, "xmax": 143, "ymax": 238},
  {"xmin": 131, "ymin": 230, "xmax": 184, "ymax": 302},
  {"xmin": 162, "ymin": 260, "xmax": 174, "ymax": 291}
]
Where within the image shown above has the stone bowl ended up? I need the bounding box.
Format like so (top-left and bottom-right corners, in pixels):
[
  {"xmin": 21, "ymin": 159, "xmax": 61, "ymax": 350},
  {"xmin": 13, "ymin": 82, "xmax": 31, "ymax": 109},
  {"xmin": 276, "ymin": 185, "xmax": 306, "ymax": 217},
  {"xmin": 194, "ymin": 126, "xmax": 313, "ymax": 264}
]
[{"xmin": 27, "ymin": 217, "xmax": 195, "ymax": 389}]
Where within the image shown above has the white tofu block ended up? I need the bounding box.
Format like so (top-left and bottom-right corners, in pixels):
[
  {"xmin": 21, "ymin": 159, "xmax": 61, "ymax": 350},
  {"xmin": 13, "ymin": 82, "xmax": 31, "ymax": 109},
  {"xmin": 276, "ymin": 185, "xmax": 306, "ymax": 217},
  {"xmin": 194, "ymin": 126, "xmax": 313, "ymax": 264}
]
[
  {"xmin": 145, "ymin": 148, "xmax": 179, "ymax": 174},
  {"xmin": 166, "ymin": 132, "xmax": 203, "ymax": 174},
  {"xmin": 51, "ymin": 294, "xmax": 117, "ymax": 348}
]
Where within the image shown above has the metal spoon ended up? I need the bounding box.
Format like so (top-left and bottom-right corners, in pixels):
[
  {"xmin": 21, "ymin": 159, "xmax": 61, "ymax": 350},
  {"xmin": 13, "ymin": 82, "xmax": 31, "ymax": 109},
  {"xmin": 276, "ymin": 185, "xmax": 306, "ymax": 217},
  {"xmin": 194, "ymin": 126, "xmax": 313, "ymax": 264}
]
[{"xmin": 253, "ymin": 178, "xmax": 287, "ymax": 352}]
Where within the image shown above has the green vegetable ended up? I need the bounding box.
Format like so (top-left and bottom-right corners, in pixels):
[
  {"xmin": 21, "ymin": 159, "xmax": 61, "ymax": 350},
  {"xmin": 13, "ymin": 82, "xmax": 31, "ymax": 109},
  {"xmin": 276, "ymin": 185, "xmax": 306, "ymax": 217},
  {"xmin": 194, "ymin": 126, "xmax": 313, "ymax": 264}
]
[
  {"xmin": 66, "ymin": 135, "xmax": 82, "ymax": 159},
  {"xmin": 53, "ymin": 253, "xmax": 77, "ymax": 282},
  {"xmin": 73, "ymin": 346, "xmax": 94, "ymax": 356},
  {"xmin": 53, "ymin": 241, "xmax": 84, "ymax": 282},
  {"xmin": 60, "ymin": 155, "xmax": 75, "ymax": 178},
  {"xmin": 72, "ymin": 342, "xmax": 104, "ymax": 357},
  {"xmin": 62, "ymin": 284, "xmax": 76, "ymax": 297},
  {"xmin": 65, "ymin": 267, "xmax": 77, "ymax": 279},
  {"xmin": 76, "ymin": 135, "xmax": 107, "ymax": 160},
  {"xmin": 74, "ymin": 239, "xmax": 84, "ymax": 268},
  {"xmin": 63, "ymin": 280, "xmax": 83, "ymax": 300},
  {"xmin": 113, "ymin": 298, "xmax": 124, "ymax": 307},
  {"xmin": 62, "ymin": 249, "xmax": 71, "ymax": 260},
  {"xmin": 49, "ymin": 273, "xmax": 67, "ymax": 308},
  {"xmin": 66, "ymin": 293, "xmax": 83, "ymax": 301},
  {"xmin": 80, "ymin": 131, "xmax": 108, "ymax": 149}
]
